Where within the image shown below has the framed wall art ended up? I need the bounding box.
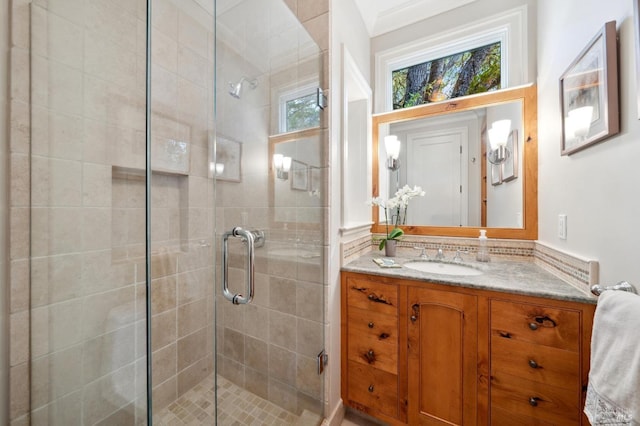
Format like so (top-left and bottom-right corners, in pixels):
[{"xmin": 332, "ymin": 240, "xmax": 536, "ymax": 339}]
[
  {"xmin": 216, "ymin": 136, "xmax": 242, "ymax": 182},
  {"xmin": 560, "ymin": 21, "xmax": 619, "ymax": 155},
  {"xmin": 291, "ymin": 159, "xmax": 308, "ymax": 191}
]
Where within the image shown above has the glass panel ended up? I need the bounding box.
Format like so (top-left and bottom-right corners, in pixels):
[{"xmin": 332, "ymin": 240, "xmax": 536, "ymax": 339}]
[
  {"xmin": 148, "ymin": 0, "xmax": 216, "ymax": 424},
  {"xmin": 392, "ymin": 41, "xmax": 502, "ymax": 109},
  {"xmin": 29, "ymin": 1, "xmax": 148, "ymax": 423},
  {"xmin": 285, "ymin": 93, "xmax": 321, "ymax": 132},
  {"xmin": 215, "ymin": 0, "xmax": 325, "ymax": 424}
]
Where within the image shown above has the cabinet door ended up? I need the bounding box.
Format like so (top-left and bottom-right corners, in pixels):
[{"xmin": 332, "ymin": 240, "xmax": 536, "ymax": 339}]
[{"xmin": 408, "ymin": 287, "xmax": 478, "ymax": 426}]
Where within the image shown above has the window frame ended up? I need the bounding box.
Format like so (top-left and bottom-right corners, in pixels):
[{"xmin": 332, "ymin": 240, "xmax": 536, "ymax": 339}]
[{"xmin": 278, "ymin": 81, "xmax": 320, "ymax": 133}]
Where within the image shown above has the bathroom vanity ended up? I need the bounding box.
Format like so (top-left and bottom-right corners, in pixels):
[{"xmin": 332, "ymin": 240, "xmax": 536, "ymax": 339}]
[{"xmin": 340, "ymin": 254, "xmax": 596, "ymax": 425}]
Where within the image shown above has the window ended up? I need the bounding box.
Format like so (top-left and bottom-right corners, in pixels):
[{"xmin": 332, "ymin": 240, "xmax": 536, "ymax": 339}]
[
  {"xmin": 279, "ymin": 83, "xmax": 320, "ymax": 133},
  {"xmin": 392, "ymin": 41, "xmax": 501, "ymax": 109}
]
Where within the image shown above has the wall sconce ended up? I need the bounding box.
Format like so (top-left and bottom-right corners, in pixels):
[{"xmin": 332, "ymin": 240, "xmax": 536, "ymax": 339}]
[
  {"xmin": 384, "ymin": 135, "xmax": 401, "ymax": 171},
  {"xmin": 487, "ymin": 119, "xmax": 511, "ymax": 165},
  {"xmin": 273, "ymin": 154, "xmax": 292, "ymax": 180},
  {"xmin": 209, "ymin": 162, "xmax": 225, "ymax": 178},
  {"xmin": 568, "ymin": 106, "xmax": 593, "ymax": 141}
]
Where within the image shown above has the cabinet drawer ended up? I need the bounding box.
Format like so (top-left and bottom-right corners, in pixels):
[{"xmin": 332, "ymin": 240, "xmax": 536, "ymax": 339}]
[
  {"xmin": 491, "ymin": 336, "xmax": 579, "ymax": 389},
  {"xmin": 491, "ymin": 373, "xmax": 580, "ymax": 426},
  {"xmin": 347, "ymin": 306, "xmax": 398, "ymax": 346},
  {"xmin": 346, "ymin": 360, "xmax": 398, "ymax": 420},
  {"xmin": 345, "ymin": 276, "xmax": 398, "ymax": 316},
  {"xmin": 491, "ymin": 300, "xmax": 580, "ymax": 351},
  {"xmin": 348, "ymin": 328, "xmax": 398, "ymax": 374}
]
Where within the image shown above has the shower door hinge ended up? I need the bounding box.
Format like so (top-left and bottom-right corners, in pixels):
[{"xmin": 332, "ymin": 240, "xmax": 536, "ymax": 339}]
[
  {"xmin": 317, "ymin": 350, "xmax": 328, "ymax": 375},
  {"xmin": 316, "ymin": 88, "xmax": 327, "ymax": 110}
]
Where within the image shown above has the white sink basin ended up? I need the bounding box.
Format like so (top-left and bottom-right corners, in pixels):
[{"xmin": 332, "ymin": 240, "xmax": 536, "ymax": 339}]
[{"xmin": 404, "ymin": 261, "xmax": 484, "ymax": 276}]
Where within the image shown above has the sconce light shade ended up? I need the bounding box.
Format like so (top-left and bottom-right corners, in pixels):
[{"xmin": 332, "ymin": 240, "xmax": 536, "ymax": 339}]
[
  {"xmin": 215, "ymin": 163, "xmax": 224, "ymax": 175},
  {"xmin": 488, "ymin": 119, "xmax": 511, "ymax": 150},
  {"xmin": 282, "ymin": 156, "xmax": 292, "ymax": 172},
  {"xmin": 487, "ymin": 119, "xmax": 511, "ymax": 165},
  {"xmin": 384, "ymin": 135, "xmax": 401, "ymax": 171},
  {"xmin": 273, "ymin": 154, "xmax": 291, "ymax": 180},
  {"xmin": 568, "ymin": 106, "xmax": 593, "ymax": 138}
]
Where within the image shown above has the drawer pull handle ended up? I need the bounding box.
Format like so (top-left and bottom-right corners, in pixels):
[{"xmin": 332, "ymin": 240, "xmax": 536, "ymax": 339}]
[
  {"xmin": 529, "ymin": 397, "xmax": 540, "ymax": 407},
  {"xmin": 528, "ymin": 359, "xmax": 539, "ymax": 369},
  {"xmin": 410, "ymin": 315, "xmax": 417, "ymax": 323},
  {"xmin": 499, "ymin": 331, "xmax": 512, "ymax": 339},
  {"xmin": 364, "ymin": 350, "xmax": 376, "ymax": 363},
  {"xmin": 529, "ymin": 322, "xmax": 539, "ymax": 331},
  {"xmin": 368, "ymin": 322, "xmax": 374, "ymax": 328},
  {"xmin": 366, "ymin": 293, "xmax": 392, "ymax": 306},
  {"xmin": 534, "ymin": 315, "xmax": 557, "ymax": 328},
  {"xmin": 368, "ymin": 385, "xmax": 374, "ymax": 393}
]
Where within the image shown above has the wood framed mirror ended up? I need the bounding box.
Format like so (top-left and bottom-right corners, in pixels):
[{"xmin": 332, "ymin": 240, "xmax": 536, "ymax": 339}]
[{"xmin": 372, "ymin": 84, "xmax": 537, "ymax": 239}]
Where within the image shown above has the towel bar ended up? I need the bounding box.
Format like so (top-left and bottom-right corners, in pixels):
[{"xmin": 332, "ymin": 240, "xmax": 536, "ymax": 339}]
[{"xmin": 591, "ymin": 281, "xmax": 637, "ymax": 296}]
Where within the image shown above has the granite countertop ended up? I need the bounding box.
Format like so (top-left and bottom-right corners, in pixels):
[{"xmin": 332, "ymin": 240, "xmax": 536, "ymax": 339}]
[{"xmin": 342, "ymin": 251, "xmax": 597, "ymax": 304}]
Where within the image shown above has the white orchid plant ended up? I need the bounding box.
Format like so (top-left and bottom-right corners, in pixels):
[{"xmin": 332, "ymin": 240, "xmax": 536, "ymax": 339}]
[{"xmin": 371, "ymin": 185, "xmax": 425, "ymax": 250}]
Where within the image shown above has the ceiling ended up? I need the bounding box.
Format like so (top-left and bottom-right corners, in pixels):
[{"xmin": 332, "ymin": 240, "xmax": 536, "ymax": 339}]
[{"xmin": 353, "ymin": 0, "xmax": 479, "ymax": 37}]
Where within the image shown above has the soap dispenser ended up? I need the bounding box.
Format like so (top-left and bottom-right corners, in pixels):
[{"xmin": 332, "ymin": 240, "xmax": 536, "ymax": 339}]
[{"xmin": 476, "ymin": 229, "xmax": 490, "ymax": 262}]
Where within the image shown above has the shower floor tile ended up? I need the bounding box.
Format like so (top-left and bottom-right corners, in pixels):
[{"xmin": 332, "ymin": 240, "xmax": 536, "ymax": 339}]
[{"xmin": 154, "ymin": 374, "xmax": 301, "ymax": 425}]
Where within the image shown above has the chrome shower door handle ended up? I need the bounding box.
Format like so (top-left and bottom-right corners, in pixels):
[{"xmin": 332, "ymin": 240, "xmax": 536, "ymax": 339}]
[{"xmin": 222, "ymin": 227, "xmax": 255, "ymax": 305}]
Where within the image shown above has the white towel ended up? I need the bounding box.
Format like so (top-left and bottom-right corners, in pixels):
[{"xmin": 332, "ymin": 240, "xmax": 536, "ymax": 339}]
[{"xmin": 585, "ymin": 290, "xmax": 640, "ymax": 426}]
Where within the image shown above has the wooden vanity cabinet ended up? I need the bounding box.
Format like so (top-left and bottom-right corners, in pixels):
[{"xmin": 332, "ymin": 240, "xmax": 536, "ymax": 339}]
[{"xmin": 341, "ymin": 271, "xmax": 596, "ymax": 426}]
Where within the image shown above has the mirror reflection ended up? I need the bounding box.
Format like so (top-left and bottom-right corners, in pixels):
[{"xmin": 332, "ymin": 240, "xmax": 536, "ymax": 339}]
[
  {"xmin": 379, "ymin": 100, "xmax": 523, "ymax": 228},
  {"xmin": 372, "ymin": 84, "xmax": 538, "ymax": 240}
]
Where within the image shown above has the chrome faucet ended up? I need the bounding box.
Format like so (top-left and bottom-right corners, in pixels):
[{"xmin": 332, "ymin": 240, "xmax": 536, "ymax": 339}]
[
  {"xmin": 453, "ymin": 250, "xmax": 468, "ymax": 263},
  {"xmin": 413, "ymin": 247, "xmax": 428, "ymax": 259},
  {"xmin": 435, "ymin": 247, "xmax": 445, "ymax": 261}
]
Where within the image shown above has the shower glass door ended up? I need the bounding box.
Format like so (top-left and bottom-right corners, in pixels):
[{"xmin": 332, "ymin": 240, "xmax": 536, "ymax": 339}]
[{"xmin": 213, "ymin": 0, "xmax": 326, "ymax": 424}]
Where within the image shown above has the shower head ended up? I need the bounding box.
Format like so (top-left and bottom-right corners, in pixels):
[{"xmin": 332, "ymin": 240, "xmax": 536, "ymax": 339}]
[{"xmin": 229, "ymin": 77, "xmax": 258, "ymax": 99}]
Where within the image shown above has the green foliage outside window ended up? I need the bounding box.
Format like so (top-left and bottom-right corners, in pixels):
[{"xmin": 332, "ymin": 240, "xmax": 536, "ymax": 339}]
[
  {"xmin": 392, "ymin": 42, "xmax": 501, "ymax": 110},
  {"xmin": 285, "ymin": 93, "xmax": 320, "ymax": 132}
]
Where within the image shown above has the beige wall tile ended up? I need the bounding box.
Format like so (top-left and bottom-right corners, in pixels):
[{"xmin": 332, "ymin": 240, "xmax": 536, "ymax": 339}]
[
  {"xmin": 177, "ymin": 11, "xmax": 208, "ymax": 59},
  {"xmin": 81, "ymin": 364, "xmax": 136, "ymax": 425},
  {"xmin": 268, "ymin": 344, "xmax": 296, "ymax": 386},
  {"xmin": 9, "ymin": 153, "xmax": 28, "ymax": 207},
  {"xmin": 31, "ymin": 157, "xmax": 82, "ymax": 207},
  {"xmin": 177, "ymin": 328, "xmax": 208, "ymax": 372},
  {"xmin": 296, "ymin": 354, "xmax": 321, "ymax": 398},
  {"xmin": 9, "ymin": 259, "xmax": 29, "ymax": 313},
  {"xmin": 11, "ymin": 0, "xmax": 30, "ymax": 49},
  {"xmin": 152, "ymin": 27, "xmax": 178, "ymax": 73},
  {"xmin": 9, "ymin": 311, "xmax": 28, "ymax": 366},
  {"xmin": 82, "ymin": 163, "xmax": 112, "ymax": 207},
  {"xmin": 151, "ymin": 275, "xmax": 176, "ymax": 314},
  {"xmin": 31, "ymin": 107, "xmax": 83, "ymax": 161},
  {"xmin": 30, "ymin": 390, "xmax": 82, "ymax": 426},
  {"xmin": 81, "ymin": 208, "xmax": 111, "ymax": 251},
  {"xmin": 297, "ymin": 0, "xmax": 328, "ymax": 26},
  {"xmin": 32, "ymin": 7, "xmax": 83, "ymax": 69},
  {"xmin": 30, "ymin": 253, "xmax": 82, "ymax": 307},
  {"xmin": 152, "ymin": 376, "xmax": 177, "ymax": 414},
  {"xmin": 177, "ymin": 355, "xmax": 211, "ymax": 397},
  {"xmin": 295, "ymin": 281, "xmax": 323, "ymax": 322},
  {"xmin": 152, "ymin": 343, "xmax": 176, "ymax": 385},
  {"xmin": 82, "ymin": 324, "xmax": 136, "ymax": 384},
  {"xmin": 269, "ymin": 276, "xmax": 297, "ymax": 315},
  {"xmin": 31, "ymin": 299, "xmax": 83, "ymax": 358},
  {"xmin": 151, "ymin": 309, "xmax": 176, "ymax": 351},
  {"xmin": 296, "ymin": 318, "xmax": 322, "ymax": 358},
  {"xmin": 151, "ymin": 0, "xmax": 179, "ymax": 40},
  {"xmin": 31, "ymin": 345, "xmax": 83, "ymax": 409},
  {"xmin": 84, "ymin": 31, "xmax": 137, "ymax": 91},
  {"xmin": 81, "ymin": 287, "xmax": 136, "ymax": 340},
  {"xmin": 9, "ymin": 363, "xmax": 30, "ymax": 420},
  {"xmin": 10, "ymin": 100, "xmax": 30, "ymax": 154},
  {"xmin": 177, "ymin": 299, "xmax": 206, "ymax": 338},
  {"xmin": 268, "ymin": 379, "xmax": 297, "ymax": 414},
  {"xmin": 268, "ymin": 311, "xmax": 296, "ymax": 351},
  {"xmin": 10, "ymin": 48, "xmax": 29, "ymax": 103}
]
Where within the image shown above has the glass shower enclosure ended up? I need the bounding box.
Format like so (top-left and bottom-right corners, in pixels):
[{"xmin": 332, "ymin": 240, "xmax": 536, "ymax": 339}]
[{"xmin": 26, "ymin": 0, "xmax": 325, "ymax": 424}]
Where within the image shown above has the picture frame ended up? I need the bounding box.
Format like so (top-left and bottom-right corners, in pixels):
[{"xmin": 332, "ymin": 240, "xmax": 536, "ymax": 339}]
[
  {"xmin": 501, "ymin": 130, "xmax": 518, "ymax": 182},
  {"xmin": 291, "ymin": 159, "xmax": 308, "ymax": 191},
  {"xmin": 560, "ymin": 21, "xmax": 619, "ymax": 156},
  {"xmin": 490, "ymin": 162, "xmax": 502, "ymax": 186},
  {"xmin": 216, "ymin": 136, "xmax": 242, "ymax": 182},
  {"xmin": 309, "ymin": 166, "xmax": 321, "ymax": 195}
]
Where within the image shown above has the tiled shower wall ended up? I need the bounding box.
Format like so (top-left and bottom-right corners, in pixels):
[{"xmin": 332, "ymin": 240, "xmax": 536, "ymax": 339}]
[{"xmin": 8, "ymin": 0, "xmax": 216, "ymax": 424}]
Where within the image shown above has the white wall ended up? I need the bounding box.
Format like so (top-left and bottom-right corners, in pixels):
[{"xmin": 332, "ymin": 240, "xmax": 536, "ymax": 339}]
[
  {"xmin": 537, "ymin": 0, "xmax": 640, "ymax": 283},
  {"xmin": 0, "ymin": 0, "xmax": 8, "ymax": 421},
  {"xmin": 329, "ymin": 0, "xmax": 370, "ymax": 421}
]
